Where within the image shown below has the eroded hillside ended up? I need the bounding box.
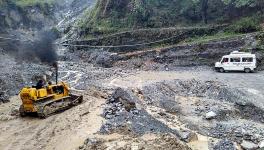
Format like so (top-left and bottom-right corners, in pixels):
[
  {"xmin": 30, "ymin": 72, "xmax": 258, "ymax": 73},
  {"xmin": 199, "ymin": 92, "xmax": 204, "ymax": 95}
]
[{"xmin": 0, "ymin": 0, "xmax": 264, "ymax": 150}]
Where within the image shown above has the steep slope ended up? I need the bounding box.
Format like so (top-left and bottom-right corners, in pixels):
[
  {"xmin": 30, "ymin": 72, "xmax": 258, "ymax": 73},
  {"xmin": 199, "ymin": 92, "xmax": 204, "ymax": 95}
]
[
  {"xmin": 0, "ymin": 0, "xmax": 95, "ymax": 102},
  {"xmin": 77, "ymin": 0, "xmax": 263, "ymax": 36},
  {"xmin": 0, "ymin": 0, "xmax": 58, "ymax": 32}
]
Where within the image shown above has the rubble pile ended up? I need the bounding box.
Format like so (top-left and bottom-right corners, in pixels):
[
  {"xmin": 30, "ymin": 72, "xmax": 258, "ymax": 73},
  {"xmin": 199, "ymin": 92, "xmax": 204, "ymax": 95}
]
[
  {"xmin": 213, "ymin": 139, "xmax": 236, "ymax": 150},
  {"xmin": 235, "ymin": 102, "xmax": 264, "ymax": 123},
  {"xmin": 209, "ymin": 123, "xmax": 264, "ymax": 144},
  {"xmin": 100, "ymin": 88, "xmax": 181, "ymax": 137},
  {"xmin": 136, "ymin": 79, "xmax": 264, "ymax": 149},
  {"xmin": 142, "ymin": 79, "xmax": 247, "ymax": 108},
  {"xmin": 88, "ymin": 50, "xmax": 119, "ymax": 68},
  {"xmin": 79, "ymin": 134, "xmax": 191, "ymax": 150}
]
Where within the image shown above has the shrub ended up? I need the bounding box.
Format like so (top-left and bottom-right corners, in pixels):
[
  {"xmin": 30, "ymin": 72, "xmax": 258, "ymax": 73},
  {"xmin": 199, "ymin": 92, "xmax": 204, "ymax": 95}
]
[
  {"xmin": 12, "ymin": 0, "xmax": 55, "ymax": 8},
  {"xmin": 228, "ymin": 17, "xmax": 261, "ymax": 33}
]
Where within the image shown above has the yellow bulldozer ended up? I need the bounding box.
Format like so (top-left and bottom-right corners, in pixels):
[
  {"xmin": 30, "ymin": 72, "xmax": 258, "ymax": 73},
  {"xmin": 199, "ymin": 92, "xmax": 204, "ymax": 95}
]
[{"xmin": 19, "ymin": 63, "xmax": 83, "ymax": 118}]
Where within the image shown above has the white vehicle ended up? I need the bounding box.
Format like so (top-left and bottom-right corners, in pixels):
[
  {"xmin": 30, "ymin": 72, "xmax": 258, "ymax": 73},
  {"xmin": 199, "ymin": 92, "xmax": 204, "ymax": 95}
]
[{"xmin": 215, "ymin": 51, "xmax": 257, "ymax": 73}]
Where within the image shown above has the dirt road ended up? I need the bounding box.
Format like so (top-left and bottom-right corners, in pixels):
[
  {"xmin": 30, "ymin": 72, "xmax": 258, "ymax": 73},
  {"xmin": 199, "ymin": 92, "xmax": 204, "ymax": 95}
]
[
  {"xmin": 0, "ymin": 66, "xmax": 264, "ymax": 150},
  {"xmin": 109, "ymin": 67, "xmax": 264, "ymax": 108},
  {"xmin": 0, "ymin": 94, "xmax": 105, "ymax": 150}
]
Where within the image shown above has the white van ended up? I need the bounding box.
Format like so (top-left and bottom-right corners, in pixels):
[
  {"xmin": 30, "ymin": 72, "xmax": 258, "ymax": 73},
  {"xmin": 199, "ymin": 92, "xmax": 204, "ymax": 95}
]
[{"xmin": 215, "ymin": 51, "xmax": 257, "ymax": 73}]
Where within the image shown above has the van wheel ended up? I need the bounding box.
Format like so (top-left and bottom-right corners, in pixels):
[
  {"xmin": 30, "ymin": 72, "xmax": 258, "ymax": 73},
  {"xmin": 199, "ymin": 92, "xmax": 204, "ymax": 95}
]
[
  {"xmin": 244, "ymin": 68, "xmax": 251, "ymax": 73},
  {"xmin": 219, "ymin": 68, "xmax": 225, "ymax": 73}
]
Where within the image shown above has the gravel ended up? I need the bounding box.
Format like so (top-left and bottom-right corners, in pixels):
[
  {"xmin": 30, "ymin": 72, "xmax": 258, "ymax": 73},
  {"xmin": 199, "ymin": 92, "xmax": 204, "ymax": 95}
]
[
  {"xmin": 213, "ymin": 139, "xmax": 236, "ymax": 150},
  {"xmin": 100, "ymin": 87, "xmax": 181, "ymax": 137}
]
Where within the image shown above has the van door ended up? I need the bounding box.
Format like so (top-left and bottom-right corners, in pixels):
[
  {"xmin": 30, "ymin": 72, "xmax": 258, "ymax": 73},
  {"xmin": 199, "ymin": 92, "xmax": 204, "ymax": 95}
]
[
  {"xmin": 242, "ymin": 57, "xmax": 254, "ymax": 69},
  {"xmin": 230, "ymin": 57, "xmax": 242, "ymax": 70},
  {"xmin": 221, "ymin": 57, "xmax": 230, "ymax": 70}
]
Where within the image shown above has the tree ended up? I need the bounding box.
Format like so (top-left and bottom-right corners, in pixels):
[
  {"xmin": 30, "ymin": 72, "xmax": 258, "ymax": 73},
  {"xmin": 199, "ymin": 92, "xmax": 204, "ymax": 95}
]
[
  {"xmin": 201, "ymin": 0, "xmax": 209, "ymax": 24},
  {"xmin": 222, "ymin": 0, "xmax": 256, "ymax": 7}
]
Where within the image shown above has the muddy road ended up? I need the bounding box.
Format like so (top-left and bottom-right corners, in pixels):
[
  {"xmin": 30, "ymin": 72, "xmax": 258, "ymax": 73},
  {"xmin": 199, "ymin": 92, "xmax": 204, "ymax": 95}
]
[
  {"xmin": 110, "ymin": 67, "xmax": 264, "ymax": 108},
  {"xmin": 1, "ymin": 62, "xmax": 264, "ymax": 149},
  {"xmin": 0, "ymin": 93, "xmax": 105, "ymax": 150}
]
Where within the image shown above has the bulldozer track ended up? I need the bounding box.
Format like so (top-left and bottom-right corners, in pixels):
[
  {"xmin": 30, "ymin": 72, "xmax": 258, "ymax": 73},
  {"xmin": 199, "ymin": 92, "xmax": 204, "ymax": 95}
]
[{"xmin": 36, "ymin": 95, "xmax": 83, "ymax": 118}]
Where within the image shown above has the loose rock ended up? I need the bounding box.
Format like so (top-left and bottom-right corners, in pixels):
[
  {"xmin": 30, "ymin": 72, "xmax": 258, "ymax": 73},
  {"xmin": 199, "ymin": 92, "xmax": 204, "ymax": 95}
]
[
  {"xmin": 111, "ymin": 87, "xmax": 137, "ymax": 111},
  {"xmin": 179, "ymin": 130, "xmax": 198, "ymax": 142},
  {"xmin": 206, "ymin": 111, "xmax": 217, "ymax": 120},
  {"xmin": 258, "ymin": 140, "xmax": 264, "ymax": 148},
  {"xmin": 213, "ymin": 139, "xmax": 236, "ymax": 150},
  {"xmin": 240, "ymin": 140, "xmax": 258, "ymax": 150}
]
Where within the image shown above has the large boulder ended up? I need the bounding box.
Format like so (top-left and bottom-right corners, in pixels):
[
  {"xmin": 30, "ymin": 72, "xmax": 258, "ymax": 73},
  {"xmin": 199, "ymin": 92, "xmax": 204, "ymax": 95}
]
[
  {"xmin": 110, "ymin": 87, "xmax": 138, "ymax": 111},
  {"xmin": 241, "ymin": 140, "xmax": 258, "ymax": 150},
  {"xmin": 88, "ymin": 51, "xmax": 119, "ymax": 68}
]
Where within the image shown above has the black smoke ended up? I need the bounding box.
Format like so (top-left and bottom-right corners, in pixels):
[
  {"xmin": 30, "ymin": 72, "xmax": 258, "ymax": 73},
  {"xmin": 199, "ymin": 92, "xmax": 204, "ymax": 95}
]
[{"xmin": 2, "ymin": 30, "xmax": 59, "ymax": 64}]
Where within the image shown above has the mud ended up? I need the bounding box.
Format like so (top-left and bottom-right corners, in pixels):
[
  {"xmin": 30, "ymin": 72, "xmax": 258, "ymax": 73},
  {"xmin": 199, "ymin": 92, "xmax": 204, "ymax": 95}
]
[
  {"xmin": 80, "ymin": 134, "xmax": 191, "ymax": 150},
  {"xmin": 1, "ymin": 23, "xmax": 264, "ymax": 150}
]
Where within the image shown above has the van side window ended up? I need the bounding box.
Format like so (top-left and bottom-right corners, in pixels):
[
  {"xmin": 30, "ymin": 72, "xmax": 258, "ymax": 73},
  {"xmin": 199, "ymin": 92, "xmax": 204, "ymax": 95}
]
[
  {"xmin": 230, "ymin": 57, "xmax": 240, "ymax": 62},
  {"xmin": 242, "ymin": 57, "xmax": 253, "ymax": 62},
  {"xmin": 221, "ymin": 58, "xmax": 229, "ymax": 63}
]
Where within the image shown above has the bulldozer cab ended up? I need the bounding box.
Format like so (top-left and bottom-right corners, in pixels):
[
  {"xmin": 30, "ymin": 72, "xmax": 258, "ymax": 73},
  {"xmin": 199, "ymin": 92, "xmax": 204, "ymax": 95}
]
[{"xmin": 46, "ymin": 83, "xmax": 69, "ymax": 99}]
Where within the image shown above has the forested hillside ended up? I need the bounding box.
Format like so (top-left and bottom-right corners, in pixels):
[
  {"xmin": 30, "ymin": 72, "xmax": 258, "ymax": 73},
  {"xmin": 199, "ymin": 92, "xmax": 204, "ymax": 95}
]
[
  {"xmin": 1, "ymin": 1, "xmax": 264, "ymax": 150},
  {"xmin": 78, "ymin": 0, "xmax": 264, "ymax": 36},
  {"xmin": 0, "ymin": 0, "xmax": 58, "ymax": 31}
]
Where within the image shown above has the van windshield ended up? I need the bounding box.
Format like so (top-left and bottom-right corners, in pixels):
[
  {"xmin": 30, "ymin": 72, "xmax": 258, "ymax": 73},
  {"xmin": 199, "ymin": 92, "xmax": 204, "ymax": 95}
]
[{"xmin": 221, "ymin": 58, "xmax": 229, "ymax": 63}]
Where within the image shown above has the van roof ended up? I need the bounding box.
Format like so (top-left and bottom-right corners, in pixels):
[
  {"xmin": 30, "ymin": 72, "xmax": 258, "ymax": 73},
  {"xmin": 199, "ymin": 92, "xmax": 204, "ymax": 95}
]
[
  {"xmin": 223, "ymin": 51, "xmax": 256, "ymax": 58},
  {"xmin": 230, "ymin": 51, "xmax": 250, "ymax": 55}
]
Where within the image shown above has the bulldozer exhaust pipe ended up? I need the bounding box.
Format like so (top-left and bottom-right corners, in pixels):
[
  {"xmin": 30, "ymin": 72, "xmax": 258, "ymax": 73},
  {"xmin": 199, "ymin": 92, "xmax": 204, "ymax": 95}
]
[
  {"xmin": 53, "ymin": 62, "xmax": 58, "ymax": 84},
  {"xmin": 56, "ymin": 65, "xmax": 58, "ymax": 84}
]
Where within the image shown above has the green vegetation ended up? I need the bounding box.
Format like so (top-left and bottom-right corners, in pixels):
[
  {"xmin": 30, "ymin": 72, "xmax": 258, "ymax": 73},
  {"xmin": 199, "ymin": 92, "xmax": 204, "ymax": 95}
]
[
  {"xmin": 0, "ymin": 0, "xmax": 56, "ymax": 8},
  {"xmin": 256, "ymin": 32, "xmax": 264, "ymax": 50},
  {"xmin": 180, "ymin": 32, "xmax": 244, "ymax": 44},
  {"xmin": 12, "ymin": 0, "xmax": 55, "ymax": 7},
  {"xmin": 228, "ymin": 17, "xmax": 262, "ymax": 33},
  {"xmin": 78, "ymin": 0, "xmax": 264, "ymax": 37}
]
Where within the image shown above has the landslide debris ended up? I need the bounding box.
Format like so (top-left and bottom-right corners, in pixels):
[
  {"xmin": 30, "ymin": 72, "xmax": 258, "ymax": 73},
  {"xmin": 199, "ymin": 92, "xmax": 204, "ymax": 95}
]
[
  {"xmin": 213, "ymin": 139, "xmax": 236, "ymax": 150},
  {"xmin": 100, "ymin": 88, "xmax": 180, "ymax": 137},
  {"xmin": 67, "ymin": 32, "xmax": 264, "ymax": 70},
  {"xmin": 141, "ymin": 79, "xmax": 264, "ymax": 148},
  {"xmin": 79, "ymin": 134, "xmax": 191, "ymax": 150},
  {"xmin": 0, "ymin": 79, "xmax": 9, "ymax": 103}
]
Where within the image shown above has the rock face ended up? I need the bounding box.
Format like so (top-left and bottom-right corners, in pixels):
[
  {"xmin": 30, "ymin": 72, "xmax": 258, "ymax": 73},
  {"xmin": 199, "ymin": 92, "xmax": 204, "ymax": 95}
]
[{"xmin": 0, "ymin": 1, "xmax": 57, "ymax": 31}]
